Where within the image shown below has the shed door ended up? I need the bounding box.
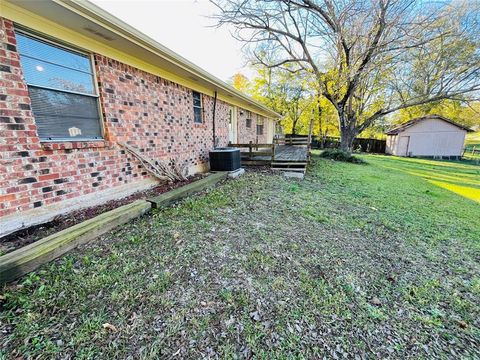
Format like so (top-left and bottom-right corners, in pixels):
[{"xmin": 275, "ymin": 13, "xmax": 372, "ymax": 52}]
[{"xmin": 398, "ymin": 136, "xmax": 410, "ymax": 156}]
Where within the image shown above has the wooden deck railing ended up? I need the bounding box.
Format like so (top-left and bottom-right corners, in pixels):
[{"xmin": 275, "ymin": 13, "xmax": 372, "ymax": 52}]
[
  {"xmin": 229, "ymin": 119, "xmax": 314, "ymax": 168},
  {"xmin": 228, "ymin": 141, "xmax": 276, "ymax": 165},
  {"xmin": 274, "ymin": 137, "xmax": 310, "ymax": 146}
]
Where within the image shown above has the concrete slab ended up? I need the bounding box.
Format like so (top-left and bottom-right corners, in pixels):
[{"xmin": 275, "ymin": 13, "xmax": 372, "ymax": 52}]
[
  {"xmin": 228, "ymin": 168, "xmax": 245, "ymax": 179},
  {"xmin": 0, "ymin": 178, "xmax": 157, "ymax": 239},
  {"xmin": 283, "ymin": 171, "xmax": 305, "ymax": 180}
]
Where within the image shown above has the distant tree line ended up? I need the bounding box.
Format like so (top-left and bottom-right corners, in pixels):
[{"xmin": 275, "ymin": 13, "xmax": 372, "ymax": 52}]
[{"xmin": 217, "ymin": 0, "xmax": 480, "ymax": 151}]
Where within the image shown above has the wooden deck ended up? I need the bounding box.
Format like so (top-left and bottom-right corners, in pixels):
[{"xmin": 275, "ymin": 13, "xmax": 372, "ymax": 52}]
[
  {"xmin": 235, "ymin": 144, "xmax": 308, "ymax": 162},
  {"xmin": 274, "ymin": 145, "xmax": 308, "ymax": 161},
  {"xmin": 271, "ymin": 145, "xmax": 309, "ymax": 173},
  {"xmin": 229, "ymin": 138, "xmax": 311, "ymax": 174}
]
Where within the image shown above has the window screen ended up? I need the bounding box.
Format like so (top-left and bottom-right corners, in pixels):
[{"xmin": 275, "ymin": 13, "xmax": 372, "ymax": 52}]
[
  {"xmin": 193, "ymin": 91, "xmax": 203, "ymax": 123},
  {"xmin": 16, "ymin": 31, "xmax": 102, "ymax": 140}
]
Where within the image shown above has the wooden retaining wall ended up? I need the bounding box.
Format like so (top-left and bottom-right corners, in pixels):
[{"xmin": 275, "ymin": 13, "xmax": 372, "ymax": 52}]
[
  {"xmin": 0, "ymin": 172, "xmax": 228, "ymax": 285},
  {"xmin": 0, "ymin": 200, "xmax": 151, "ymax": 284},
  {"xmin": 148, "ymin": 171, "xmax": 228, "ymax": 208}
]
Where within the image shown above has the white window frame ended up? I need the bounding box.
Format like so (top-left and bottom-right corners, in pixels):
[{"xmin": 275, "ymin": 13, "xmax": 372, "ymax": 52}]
[
  {"xmin": 192, "ymin": 91, "xmax": 203, "ymax": 124},
  {"xmin": 15, "ymin": 27, "xmax": 104, "ymax": 142}
]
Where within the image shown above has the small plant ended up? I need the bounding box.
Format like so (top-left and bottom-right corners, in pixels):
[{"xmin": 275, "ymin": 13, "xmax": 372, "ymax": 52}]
[
  {"xmin": 319, "ymin": 149, "xmax": 366, "ymax": 164},
  {"xmin": 289, "ymin": 184, "xmax": 300, "ymax": 192},
  {"xmin": 219, "ymin": 288, "xmax": 234, "ymax": 302}
]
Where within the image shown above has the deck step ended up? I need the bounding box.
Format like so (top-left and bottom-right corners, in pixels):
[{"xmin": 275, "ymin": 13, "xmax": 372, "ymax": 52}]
[
  {"xmin": 271, "ymin": 162, "xmax": 308, "ymax": 166},
  {"xmin": 272, "ymin": 167, "xmax": 306, "ymax": 173}
]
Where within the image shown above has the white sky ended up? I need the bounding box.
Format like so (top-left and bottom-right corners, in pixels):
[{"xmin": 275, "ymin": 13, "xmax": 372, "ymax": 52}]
[{"xmin": 91, "ymin": 0, "xmax": 250, "ymax": 82}]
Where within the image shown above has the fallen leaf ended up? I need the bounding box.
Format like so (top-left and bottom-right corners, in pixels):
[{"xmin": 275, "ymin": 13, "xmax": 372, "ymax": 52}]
[
  {"xmin": 262, "ymin": 320, "xmax": 271, "ymax": 329},
  {"xmin": 102, "ymin": 323, "xmax": 118, "ymax": 332},
  {"xmin": 371, "ymin": 297, "xmax": 382, "ymax": 306},
  {"xmin": 225, "ymin": 316, "xmax": 235, "ymax": 327},
  {"xmin": 249, "ymin": 311, "xmax": 261, "ymax": 322}
]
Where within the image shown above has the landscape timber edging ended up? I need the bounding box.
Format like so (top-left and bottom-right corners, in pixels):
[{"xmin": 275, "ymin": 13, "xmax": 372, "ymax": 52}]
[
  {"xmin": 0, "ymin": 200, "xmax": 151, "ymax": 285},
  {"xmin": 147, "ymin": 171, "xmax": 228, "ymax": 208},
  {"xmin": 0, "ymin": 172, "xmax": 229, "ymax": 285}
]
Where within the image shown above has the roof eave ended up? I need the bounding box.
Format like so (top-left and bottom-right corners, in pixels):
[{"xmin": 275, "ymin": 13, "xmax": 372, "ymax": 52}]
[
  {"xmin": 386, "ymin": 115, "xmax": 474, "ymax": 134},
  {"xmin": 53, "ymin": 0, "xmax": 281, "ymax": 119}
]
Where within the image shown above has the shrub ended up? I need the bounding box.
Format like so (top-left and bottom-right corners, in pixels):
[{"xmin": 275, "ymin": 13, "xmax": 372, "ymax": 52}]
[{"xmin": 319, "ymin": 149, "xmax": 366, "ymax": 164}]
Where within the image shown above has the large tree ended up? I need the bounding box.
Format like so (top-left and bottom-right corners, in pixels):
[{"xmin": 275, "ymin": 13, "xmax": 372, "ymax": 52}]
[{"xmin": 212, "ymin": 0, "xmax": 480, "ymax": 151}]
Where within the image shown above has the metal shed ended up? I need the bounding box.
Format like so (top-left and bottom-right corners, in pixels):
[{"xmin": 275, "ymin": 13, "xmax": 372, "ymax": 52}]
[{"xmin": 385, "ymin": 115, "xmax": 473, "ymax": 158}]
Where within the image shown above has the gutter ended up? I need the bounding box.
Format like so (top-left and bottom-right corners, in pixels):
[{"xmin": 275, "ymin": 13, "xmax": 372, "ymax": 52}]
[{"xmin": 53, "ymin": 0, "xmax": 281, "ymax": 119}]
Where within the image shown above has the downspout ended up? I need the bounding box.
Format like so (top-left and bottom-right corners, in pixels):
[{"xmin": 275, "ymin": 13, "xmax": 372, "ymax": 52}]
[{"xmin": 212, "ymin": 90, "xmax": 217, "ymax": 148}]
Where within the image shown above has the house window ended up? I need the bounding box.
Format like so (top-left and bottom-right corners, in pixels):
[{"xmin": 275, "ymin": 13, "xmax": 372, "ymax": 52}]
[
  {"xmin": 246, "ymin": 111, "xmax": 252, "ymax": 128},
  {"xmin": 257, "ymin": 118, "xmax": 264, "ymax": 135},
  {"xmin": 193, "ymin": 91, "xmax": 203, "ymax": 123},
  {"xmin": 15, "ymin": 31, "xmax": 102, "ymax": 140}
]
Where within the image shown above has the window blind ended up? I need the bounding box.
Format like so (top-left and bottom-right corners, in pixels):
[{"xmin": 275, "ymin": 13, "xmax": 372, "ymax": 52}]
[{"xmin": 16, "ymin": 31, "xmax": 102, "ymax": 140}]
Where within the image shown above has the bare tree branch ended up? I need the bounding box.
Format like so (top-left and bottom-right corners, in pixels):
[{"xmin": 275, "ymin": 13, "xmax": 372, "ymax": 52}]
[{"xmin": 211, "ymin": 0, "xmax": 480, "ymax": 151}]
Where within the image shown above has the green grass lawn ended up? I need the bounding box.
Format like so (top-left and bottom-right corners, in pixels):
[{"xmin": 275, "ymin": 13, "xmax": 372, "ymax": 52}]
[
  {"xmin": 466, "ymin": 131, "xmax": 480, "ymax": 148},
  {"xmin": 465, "ymin": 132, "xmax": 480, "ymax": 161},
  {"xmin": 1, "ymin": 154, "xmax": 479, "ymax": 359}
]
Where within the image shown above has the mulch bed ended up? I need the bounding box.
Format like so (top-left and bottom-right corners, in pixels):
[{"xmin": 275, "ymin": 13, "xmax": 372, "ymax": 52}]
[{"xmin": 0, "ymin": 174, "xmax": 205, "ymax": 256}]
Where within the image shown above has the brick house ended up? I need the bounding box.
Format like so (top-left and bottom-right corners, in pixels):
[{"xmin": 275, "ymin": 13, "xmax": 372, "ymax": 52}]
[{"xmin": 0, "ymin": 0, "xmax": 280, "ymax": 237}]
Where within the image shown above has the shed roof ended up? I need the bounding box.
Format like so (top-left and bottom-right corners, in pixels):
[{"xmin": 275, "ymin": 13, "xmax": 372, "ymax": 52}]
[
  {"xmin": 4, "ymin": 0, "xmax": 281, "ymax": 119},
  {"xmin": 386, "ymin": 115, "xmax": 473, "ymax": 135}
]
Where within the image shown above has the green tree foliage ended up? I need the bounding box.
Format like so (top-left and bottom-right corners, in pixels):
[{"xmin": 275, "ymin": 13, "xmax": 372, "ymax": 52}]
[
  {"xmin": 229, "ymin": 73, "xmax": 251, "ymax": 93},
  {"xmin": 214, "ymin": 0, "xmax": 480, "ymax": 152},
  {"xmin": 393, "ymin": 101, "xmax": 480, "ymax": 129},
  {"xmin": 231, "ymin": 67, "xmax": 340, "ymax": 137}
]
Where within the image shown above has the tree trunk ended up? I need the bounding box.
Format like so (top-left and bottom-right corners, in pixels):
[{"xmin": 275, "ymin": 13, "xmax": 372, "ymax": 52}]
[
  {"xmin": 340, "ymin": 127, "xmax": 356, "ymax": 153},
  {"xmin": 291, "ymin": 118, "xmax": 298, "ymax": 135},
  {"xmin": 317, "ymin": 103, "xmax": 323, "ymax": 147},
  {"xmin": 337, "ymin": 109, "xmax": 357, "ymax": 153}
]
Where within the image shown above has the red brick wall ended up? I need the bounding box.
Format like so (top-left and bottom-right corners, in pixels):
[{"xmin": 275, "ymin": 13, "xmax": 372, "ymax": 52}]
[
  {"xmin": 255, "ymin": 113, "xmax": 269, "ymax": 144},
  {"xmin": 94, "ymin": 54, "xmax": 230, "ymax": 168},
  {"xmin": 237, "ymin": 109, "xmax": 254, "ymax": 144},
  {"xmin": 0, "ymin": 17, "xmax": 262, "ymax": 228},
  {"xmin": 0, "ymin": 18, "xmax": 42, "ymax": 219},
  {"xmin": 237, "ymin": 110, "xmax": 269, "ymax": 144}
]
